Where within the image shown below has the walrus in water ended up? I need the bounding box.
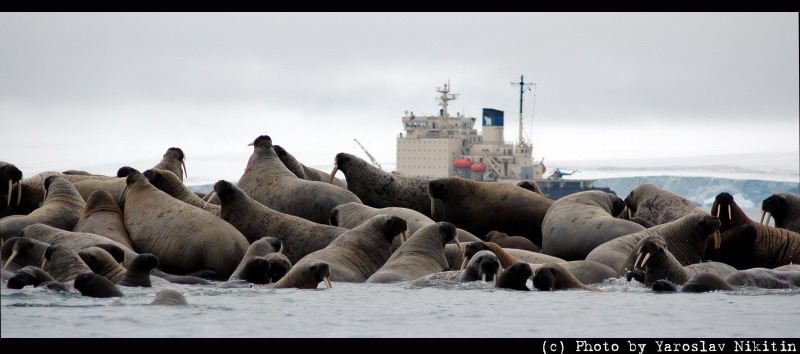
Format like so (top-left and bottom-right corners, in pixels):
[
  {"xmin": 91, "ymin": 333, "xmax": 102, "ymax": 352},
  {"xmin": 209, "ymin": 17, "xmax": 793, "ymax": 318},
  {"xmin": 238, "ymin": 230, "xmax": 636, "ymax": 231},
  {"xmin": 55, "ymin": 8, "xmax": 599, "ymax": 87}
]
[
  {"xmin": 541, "ymin": 191, "xmax": 645, "ymax": 260},
  {"xmin": 214, "ymin": 179, "xmax": 347, "ymax": 264},
  {"xmin": 123, "ymin": 170, "xmax": 249, "ymax": 280},
  {"xmin": 632, "ymin": 235, "xmax": 736, "ymax": 286},
  {"xmin": 624, "ymin": 183, "xmax": 708, "ymax": 225},
  {"xmin": 0, "ymin": 176, "xmax": 86, "ymax": 240},
  {"xmin": 495, "ymin": 263, "xmax": 533, "ymax": 291},
  {"xmin": 42, "ymin": 245, "xmax": 93, "ymax": 283},
  {"xmin": 150, "ymin": 289, "xmax": 188, "ymax": 305},
  {"xmin": 532, "ymin": 263, "xmax": 602, "ymax": 291},
  {"xmin": 73, "ymin": 189, "xmax": 135, "ymax": 250},
  {"xmin": 651, "ymin": 272, "xmax": 734, "ymax": 293},
  {"xmin": 236, "ymin": 135, "xmax": 362, "ymax": 224},
  {"xmin": 428, "ymin": 177, "xmax": 554, "ymax": 246},
  {"xmin": 2, "ymin": 237, "xmax": 50, "ymax": 273},
  {"xmin": 761, "ymin": 193, "xmax": 800, "ymax": 233},
  {"xmin": 6, "ymin": 266, "xmax": 68, "ymax": 291},
  {"xmin": 78, "ymin": 246, "xmax": 164, "ymax": 287},
  {"xmin": 724, "ymin": 268, "xmax": 800, "ymax": 289},
  {"xmin": 229, "ymin": 237, "xmax": 292, "ymax": 285},
  {"xmin": 367, "ymin": 222, "xmax": 459, "ymax": 283},
  {"xmin": 268, "ymin": 262, "xmax": 333, "ymax": 289},
  {"xmin": 417, "ymin": 250, "xmax": 501, "ymax": 283},
  {"xmin": 330, "ymin": 152, "xmax": 433, "ymax": 217},
  {"xmin": 291, "ymin": 215, "xmax": 406, "ymax": 282},
  {"xmin": 74, "ymin": 272, "xmax": 124, "ymax": 298},
  {"xmin": 273, "ymin": 145, "xmax": 347, "ymax": 189}
]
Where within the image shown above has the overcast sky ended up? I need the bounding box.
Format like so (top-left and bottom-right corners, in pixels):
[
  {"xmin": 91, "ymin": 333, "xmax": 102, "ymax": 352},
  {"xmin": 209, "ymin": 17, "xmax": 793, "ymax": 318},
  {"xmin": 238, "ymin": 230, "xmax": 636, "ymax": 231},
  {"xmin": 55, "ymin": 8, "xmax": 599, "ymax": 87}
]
[{"xmin": 2, "ymin": 12, "xmax": 798, "ymax": 184}]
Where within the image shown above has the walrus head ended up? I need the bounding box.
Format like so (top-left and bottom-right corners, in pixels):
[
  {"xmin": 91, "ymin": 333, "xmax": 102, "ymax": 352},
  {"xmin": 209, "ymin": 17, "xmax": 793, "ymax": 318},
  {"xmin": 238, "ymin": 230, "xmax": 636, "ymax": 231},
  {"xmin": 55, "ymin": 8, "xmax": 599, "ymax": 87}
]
[
  {"xmin": 265, "ymin": 253, "xmax": 292, "ymax": 283},
  {"xmin": 1, "ymin": 163, "xmax": 23, "ymax": 208},
  {"xmin": 212, "ymin": 179, "xmax": 240, "ymax": 205},
  {"xmin": 130, "ymin": 253, "xmax": 159, "ymax": 272},
  {"xmin": 651, "ymin": 279, "xmax": 678, "ymax": 292},
  {"xmin": 516, "ymin": 180, "xmax": 542, "ymax": 194},
  {"xmin": 248, "ymin": 135, "xmax": 273, "ymax": 149},
  {"xmin": 74, "ymin": 272, "xmax": 123, "ymax": 298},
  {"xmin": 2, "ymin": 237, "xmax": 48, "ymax": 273},
  {"xmin": 694, "ymin": 214, "xmax": 722, "ymax": 249},
  {"xmin": 381, "ymin": 215, "xmax": 408, "ymax": 244},
  {"xmin": 116, "ymin": 166, "xmax": 136, "ymax": 178},
  {"xmin": 711, "ymin": 192, "xmax": 737, "ymax": 228},
  {"xmin": 610, "ymin": 196, "xmax": 627, "ymax": 218},
  {"xmin": 495, "ymin": 262, "xmax": 532, "ymax": 291},
  {"xmin": 164, "ymin": 147, "xmax": 185, "ymax": 162},
  {"xmin": 94, "ymin": 244, "xmax": 126, "ymax": 264},
  {"xmin": 633, "ymin": 235, "xmax": 668, "ymax": 270},
  {"xmin": 623, "ymin": 191, "xmax": 637, "ymax": 216},
  {"xmin": 468, "ymin": 250, "xmax": 500, "ymax": 282},
  {"xmin": 239, "ymin": 257, "xmax": 271, "ymax": 284},
  {"xmin": 78, "ymin": 247, "xmax": 119, "ymax": 274},
  {"xmin": 761, "ymin": 194, "xmax": 788, "ymax": 226},
  {"xmin": 532, "ymin": 266, "xmax": 558, "ymax": 291}
]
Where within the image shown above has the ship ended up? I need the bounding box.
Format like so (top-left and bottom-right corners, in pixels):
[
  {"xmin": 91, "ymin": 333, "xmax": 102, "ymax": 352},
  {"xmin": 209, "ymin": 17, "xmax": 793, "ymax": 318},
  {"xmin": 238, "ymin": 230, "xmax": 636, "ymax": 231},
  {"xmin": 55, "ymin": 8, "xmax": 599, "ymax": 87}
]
[{"xmin": 394, "ymin": 77, "xmax": 615, "ymax": 200}]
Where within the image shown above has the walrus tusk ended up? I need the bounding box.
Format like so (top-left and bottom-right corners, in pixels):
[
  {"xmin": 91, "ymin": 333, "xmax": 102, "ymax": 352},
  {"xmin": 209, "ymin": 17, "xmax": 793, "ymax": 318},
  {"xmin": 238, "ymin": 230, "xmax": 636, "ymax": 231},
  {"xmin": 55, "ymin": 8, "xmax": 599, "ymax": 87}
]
[
  {"xmin": 765, "ymin": 213, "xmax": 772, "ymax": 226},
  {"xmin": 323, "ymin": 276, "xmax": 333, "ymax": 289},
  {"xmin": 2, "ymin": 250, "xmax": 19, "ymax": 272},
  {"xmin": 181, "ymin": 161, "xmax": 188, "ymax": 179},
  {"xmin": 481, "ymin": 273, "xmax": 486, "ymax": 282},
  {"xmin": 628, "ymin": 209, "xmax": 631, "ymax": 219},
  {"xmin": 328, "ymin": 164, "xmax": 338, "ymax": 184},
  {"xmin": 41, "ymin": 258, "xmax": 47, "ymax": 270},
  {"xmin": 727, "ymin": 205, "xmax": 731, "ymax": 220},
  {"xmin": 759, "ymin": 210, "xmax": 766, "ymax": 224},
  {"xmin": 714, "ymin": 230, "xmax": 721, "ymax": 250},
  {"xmin": 634, "ymin": 252, "xmax": 643, "ymax": 269},
  {"xmin": 6, "ymin": 180, "xmax": 11, "ymax": 207},
  {"xmin": 715, "ymin": 204, "xmax": 721, "ymax": 218},
  {"xmin": 460, "ymin": 258, "xmax": 468, "ymax": 271},
  {"xmin": 640, "ymin": 253, "xmax": 651, "ymax": 267},
  {"xmin": 203, "ymin": 191, "xmax": 217, "ymax": 209},
  {"xmin": 431, "ymin": 199, "xmax": 436, "ymax": 217},
  {"xmin": 494, "ymin": 270, "xmax": 499, "ymax": 284},
  {"xmin": 454, "ymin": 237, "xmax": 462, "ymax": 252},
  {"xmin": 16, "ymin": 182, "xmax": 21, "ymax": 206},
  {"xmin": 401, "ymin": 230, "xmax": 408, "ymax": 243}
]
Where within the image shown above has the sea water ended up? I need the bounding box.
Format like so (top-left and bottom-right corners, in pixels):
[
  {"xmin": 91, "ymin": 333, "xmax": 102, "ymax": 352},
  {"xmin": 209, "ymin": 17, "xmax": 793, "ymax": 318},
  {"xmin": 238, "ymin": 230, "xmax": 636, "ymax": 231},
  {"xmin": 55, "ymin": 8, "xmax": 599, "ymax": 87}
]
[{"xmin": 2, "ymin": 209, "xmax": 798, "ymax": 338}]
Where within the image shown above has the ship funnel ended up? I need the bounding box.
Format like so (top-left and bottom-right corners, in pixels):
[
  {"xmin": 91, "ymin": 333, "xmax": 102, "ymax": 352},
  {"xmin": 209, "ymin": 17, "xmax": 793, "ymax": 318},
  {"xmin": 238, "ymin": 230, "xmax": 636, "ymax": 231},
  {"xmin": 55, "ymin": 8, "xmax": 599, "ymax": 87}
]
[{"xmin": 482, "ymin": 108, "xmax": 504, "ymax": 143}]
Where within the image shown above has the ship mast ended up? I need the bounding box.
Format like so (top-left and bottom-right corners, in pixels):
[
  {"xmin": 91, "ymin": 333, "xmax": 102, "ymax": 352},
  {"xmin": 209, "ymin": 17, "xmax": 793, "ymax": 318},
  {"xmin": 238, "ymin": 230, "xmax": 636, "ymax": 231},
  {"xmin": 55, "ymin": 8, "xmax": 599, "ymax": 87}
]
[
  {"xmin": 437, "ymin": 81, "xmax": 458, "ymax": 118},
  {"xmin": 511, "ymin": 75, "xmax": 534, "ymax": 146}
]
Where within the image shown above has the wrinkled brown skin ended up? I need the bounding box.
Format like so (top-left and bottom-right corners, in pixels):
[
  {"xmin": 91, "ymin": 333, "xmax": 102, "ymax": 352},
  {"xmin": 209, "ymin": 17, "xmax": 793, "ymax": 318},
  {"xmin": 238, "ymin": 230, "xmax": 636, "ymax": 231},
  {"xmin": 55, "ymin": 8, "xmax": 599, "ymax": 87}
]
[
  {"xmin": 542, "ymin": 191, "xmax": 645, "ymax": 260},
  {"xmin": 706, "ymin": 193, "xmax": 800, "ymax": 269},
  {"xmin": 269, "ymin": 262, "xmax": 331, "ymax": 289},
  {"xmin": 73, "ymin": 272, "xmax": 124, "ymax": 298},
  {"xmin": 274, "ymin": 145, "xmax": 348, "ymax": 189},
  {"xmin": 484, "ymin": 231, "xmax": 539, "ymax": 252},
  {"xmin": 292, "ymin": 215, "xmax": 406, "ymax": 283},
  {"xmin": 725, "ymin": 268, "xmax": 800, "ymax": 288},
  {"xmin": 532, "ymin": 263, "xmax": 601, "ymax": 291},
  {"xmin": 73, "ymin": 189, "xmax": 135, "ymax": 250},
  {"xmin": 367, "ymin": 222, "xmax": 456, "ymax": 283},
  {"xmin": 123, "ymin": 171, "xmax": 249, "ymax": 280},
  {"xmin": 329, "ymin": 202, "xmax": 481, "ymax": 252},
  {"xmin": 153, "ymin": 147, "xmax": 186, "ymax": 182},
  {"xmin": 43, "ymin": 245, "xmax": 94, "ymax": 283},
  {"xmin": 237, "ymin": 135, "xmax": 362, "ymax": 224},
  {"xmin": 428, "ymin": 177, "xmax": 554, "ymax": 246},
  {"xmin": 516, "ymin": 180, "xmax": 543, "ymax": 195},
  {"xmin": 333, "ymin": 152, "xmax": 432, "ymax": 217},
  {"xmin": 634, "ymin": 235, "xmax": 736, "ymax": 286},
  {"xmin": 19, "ymin": 223, "xmax": 140, "ymax": 269},
  {"xmin": 72, "ymin": 178, "xmax": 127, "ymax": 206},
  {"xmin": 215, "ymin": 180, "xmax": 347, "ymax": 264},
  {"xmin": 228, "ymin": 237, "xmax": 283, "ymax": 281},
  {"xmin": 761, "ymin": 193, "xmax": 800, "ymax": 233},
  {"xmin": 150, "ymin": 289, "xmax": 188, "ymax": 305},
  {"xmin": 586, "ymin": 213, "xmax": 720, "ymax": 276},
  {"xmin": 78, "ymin": 246, "xmax": 129, "ymax": 283},
  {"xmin": 0, "ymin": 177, "xmax": 86, "ymax": 240},
  {"xmin": 1, "ymin": 237, "xmax": 50, "ymax": 273},
  {"xmin": 624, "ymin": 183, "xmax": 708, "ymax": 225},
  {"xmin": 144, "ymin": 168, "xmax": 220, "ymax": 216}
]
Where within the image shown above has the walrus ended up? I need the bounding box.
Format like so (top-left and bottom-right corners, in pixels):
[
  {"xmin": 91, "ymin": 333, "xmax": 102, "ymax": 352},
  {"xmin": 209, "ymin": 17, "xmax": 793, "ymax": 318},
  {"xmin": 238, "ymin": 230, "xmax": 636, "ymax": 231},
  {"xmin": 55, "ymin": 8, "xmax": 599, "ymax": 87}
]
[
  {"xmin": 706, "ymin": 193, "xmax": 800, "ymax": 269},
  {"xmin": 143, "ymin": 168, "xmax": 220, "ymax": 216},
  {"xmin": 291, "ymin": 215, "xmax": 406, "ymax": 282},
  {"xmin": 19, "ymin": 223, "xmax": 140, "ymax": 270},
  {"xmin": 73, "ymin": 271, "xmax": 124, "ymax": 298},
  {"xmin": 483, "ymin": 231, "xmax": 539, "ymax": 252},
  {"xmin": 632, "ymin": 235, "xmax": 736, "ymax": 286},
  {"xmin": 268, "ymin": 262, "xmax": 333, "ymax": 289},
  {"xmin": 6, "ymin": 266, "xmax": 67, "ymax": 291},
  {"xmin": 761, "ymin": 193, "xmax": 800, "ymax": 233},
  {"xmin": 0, "ymin": 176, "xmax": 86, "ymax": 240},
  {"xmin": 214, "ymin": 180, "xmax": 348, "ymax": 264},
  {"xmin": 1, "ymin": 161, "xmax": 24, "ymax": 213},
  {"xmin": 229, "ymin": 237, "xmax": 292, "ymax": 284},
  {"xmin": 42, "ymin": 245, "xmax": 94, "ymax": 283},
  {"xmin": 624, "ymin": 183, "xmax": 707, "ymax": 225},
  {"xmin": 418, "ymin": 250, "xmax": 501, "ymax": 283},
  {"xmin": 123, "ymin": 170, "xmax": 249, "ymax": 280},
  {"xmin": 117, "ymin": 253, "xmax": 162, "ymax": 287},
  {"xmin": 428, "ymin": 177, "xmax": 554, "ymax": 246},
  {"xmin": 541, "ymin": 191, "xmax": 645, "ymax": 260},
  {"xmin": 229, "ymin": 237, "xmax": 282, "ymax": 280},
  {"xmin": 330, "ymin": 152, "xmax": 433, "ymax": 217},
  {"xmin": 78, "ymin": 246, "xmax": 129, "ymax": 283},
  {"xmin": 532, "ymin": 263, "xmax": 602, "ymax": 291},
  {"xmin": 329, "ymin": 202, "xmax": 481, "ymax": 250},
  {"xmin": 650, "ymin": 272, "xmax": 734, "ymax": 293},
  {"xmin": 273, "ymin": 145, "xmax": 347, "ymax": 189},
  {"xmin": 2, "ymin": 237, "xmax": 50, "ymax": 273},
  {"xmin": 77, "ymin": 246, "xmax": 166, "ymax": 287},
  {"xmin": 367, "ymin": 222, "xmax": 458, "ymax": 283},
  {"xmin": 153, "ymin": 147, "xmax": 188, "ymax": 182},
  {"xmin": 494, "ymin": 262, "xmax": 533, "ymax": 291},
  {"xmin": 150, "ymin": 289, "xmax": 188, "ymax": 305},
  {"xmin": 516, "ymin": 180, "xmax": 543, "ymax": 195},
  {"xmin": 71, "ymin": 178, "xmax": 127, "ymax": 206},
  {"xmin": 724, "ymin": 268, "xmax": 800, "ymax": 288},
  {"xmin": 236, "ymin": 135, "xmax": 362, "ymax": 224},
  {"xmin": 586, "ymin": 213, "xmax": 722, "ymax": 276},
  {"xmin": 73, "ymin": 189, "xmax": 135, "ymax": 250}
]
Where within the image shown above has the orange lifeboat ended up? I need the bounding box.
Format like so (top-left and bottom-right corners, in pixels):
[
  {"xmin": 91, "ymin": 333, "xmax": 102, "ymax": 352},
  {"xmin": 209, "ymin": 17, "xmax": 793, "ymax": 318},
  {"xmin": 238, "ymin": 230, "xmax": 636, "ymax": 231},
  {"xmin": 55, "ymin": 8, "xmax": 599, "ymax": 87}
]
[
  {"xmin": 453, "ymin": 158, "xmax": 472, "ymax": 169},
  {"xmin": 470, "ymin": 163, "xmax": 486, "ymax": 172}
]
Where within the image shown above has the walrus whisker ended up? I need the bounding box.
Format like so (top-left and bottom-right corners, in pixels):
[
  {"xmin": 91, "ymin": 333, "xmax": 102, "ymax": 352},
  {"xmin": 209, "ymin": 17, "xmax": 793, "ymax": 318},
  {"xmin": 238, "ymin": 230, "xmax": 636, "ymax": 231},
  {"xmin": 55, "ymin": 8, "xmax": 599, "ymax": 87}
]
[
  {"xmin": 203, "ymin": 191, "xmax": 217, "ymax": 209},
  {"xmin": 727, "ymin": 205, "xmax": 731, "ymax": 220},
  {"xmin": 328, "ymin": 164, "xmax": 338, "ymax": 184},
  {"xmin": 2, "ymin": 250, "xmax": 19, "ymax": 272},
  {"xmin": 323, "ymin": 276, "xmax": 333, "ymax": 289},
  {"xmin": 460, "ymin": 258, "xmax": 468, "ymax": 271},
  {"xmin": 16, "ymin": 182, "xmax": 21, "ymax": 206},
  {"xmin": 759, "ymin": 210, "xmax": 766, "ymax": 224},
  {"xmin": 715, "ymin": 204, "xmax": 721, "ymax": 218}
]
